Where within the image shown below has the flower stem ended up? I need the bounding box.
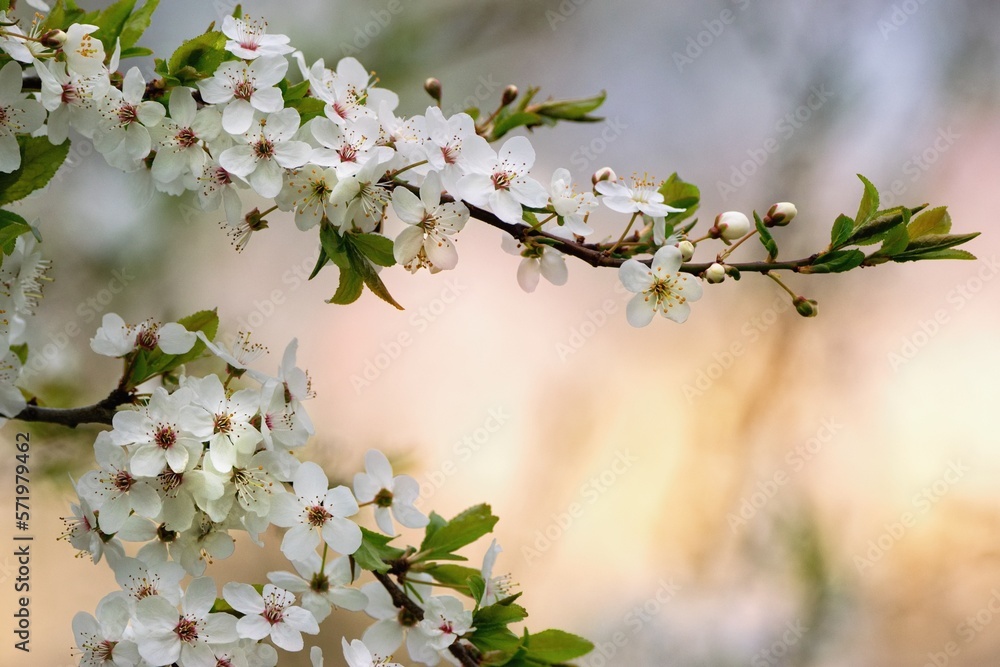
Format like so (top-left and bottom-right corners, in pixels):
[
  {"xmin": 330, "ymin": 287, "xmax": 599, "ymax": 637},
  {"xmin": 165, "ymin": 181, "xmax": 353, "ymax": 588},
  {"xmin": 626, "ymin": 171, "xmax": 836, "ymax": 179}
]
[{"xmin": 605, "ymin": 212, "xmax": 639, "ymax": 256}]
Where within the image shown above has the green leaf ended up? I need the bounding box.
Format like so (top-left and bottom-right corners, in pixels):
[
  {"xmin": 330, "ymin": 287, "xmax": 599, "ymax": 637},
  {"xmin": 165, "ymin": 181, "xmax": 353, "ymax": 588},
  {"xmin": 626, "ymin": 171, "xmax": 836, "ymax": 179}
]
[
  {"xmin": 0, "ymin": 209, "xmax": 32, "ymax": 254},
  {"xmin": 754, "ymin": 211, "xmax": 778, "ymax": 260},
  {"xmin": 426, "ymin": 564, "xmax": 481, "ymax": 589},
  {"xmin": 350, "ymin": 232, "xmax": 396, "ymax": 267},
  {"xmin": 282, "ymin": 79, "xmax": 311, "ymax": 102},
  {"xmin": 44, "ymin": 0, "xmax": 86, "ymax": 30},
  {"xmin": 119, "ymin": 0, "xmax": 160, "ymax": 50},
  {"xmin": 846, "ymin": 206, "xmax": 908, "ymax": 246},
  {"xmin": 853, "ymin": 174, "xmax": 879, "ymax": 226},
  {"xmin": 9, "ymin": 343, "xmax": 27, "ymax": 365},
  {"xmin": 418, "ymin": 504, "xmax": 499, "ymax": 562},
  {"xmin": 907, "ymin": 206, "xmax": 951, "ymax": 238},
  {"xmin": 307, "ymin": 246, "xmax": 329, "ymax": 280},
  {"xmin": 0, "ymin": 137, "xmax": 71, "ymax": 206},
  {"xmin": 830, "ymin": 214, "xmax": 854, "ymax": 249},
  {"xmin": 167, "ymin": 31, "xmax": 228, "ymax": 84},
  {"xmin": 658, "ymin": 172, "xmax": 700, "ymax": 210},
  {"xmin": 474, "ymin": 602, "xmax": 528, "ymax": 630},
  {"xmin": 801, "ymin": 249, "xmax": 865, "ymax": 274},
  {"xmin": 533, "ymin": 90, "xmax": 606, "ymax": 121},
  {"xmin": 491, "ymin": 111, "xmax": 546, "ymax": 140},
  {"xmin": 876, "ymin": 222, "xmax": 909, "ymax": 257},
  {"xmin": 467, "ymin": 574, "xmax": 486, "ymax": 604},
  {"xmin": 346, "ymin": 242, "xmax": 404, "ymax": 310},
  {"xmin": 119, "ymin": 46, "xmax": 154, "ymax": 59},
  {"xmin": 128, "ymin": 309, "xmax": 219, "ymax": 386},
  {"xmin": 329, "ymin": 266, "xmax": 364, "ymax": 305},
  {"xmin": 353, "ymin": 527, "xmax": 404, "ymax": 573},
  {"xmin": 469, "ymin": 626, "xmax": 522, "ymax": 662},
  {"xmin": 422, "ymin": 511, "xmax": 447, "ymax": 544},
  {"xmin": 91, "ymin": 0, "xmax": 137, "ymax": 55},
  {"xmin": 522, "ymin": 629, "xmax": 595, "ymax": 664},
  {"xmin": 891, "ymin": 232, "xmax": 980, "ymax": 262},
  {"xmin": 287, "ymin": 97, "xmax": 327, "ymax": 124},
  {"xmin": 894, "ymin": 248, "xmax": 977, "ymax": 262}
]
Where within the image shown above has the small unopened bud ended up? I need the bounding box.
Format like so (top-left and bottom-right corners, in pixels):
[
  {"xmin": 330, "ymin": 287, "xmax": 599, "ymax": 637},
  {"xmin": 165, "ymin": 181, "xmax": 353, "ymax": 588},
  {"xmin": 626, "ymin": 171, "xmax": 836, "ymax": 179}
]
[
  {"xmin": 244, "ymin": 207, "xmax": 269, "ymax": 232},
  {"xmin": 41, "ymin": 29, "xmax": 67, "ymax": 49},
  {"xmin": 793, "ymin": 296, "xmax": 818, "ymax": 317},
  {"xmin": 424, "ymin": 78, "xmax": 442, "ymax": 103},
  {"xmin": 764, "ymin": 202, "xmax": 797, "ymax": 227},
  {"xmin": 705, "ymin": 263, "xmax": 726, "ymax": 284},
  {"xmin": 677, "ymin": 240, "xmax": 695, "ymax": 261},
  {"xmin": 592, "ymin": 167, "xmax": 617, "ymax": 186},
  {"xmin": 501, "ymin": 85, "xmax": 519, "ymax": 106},
  {"xmin": 711, "ymin": 211, "xmax": 751, "ymax": 242}
]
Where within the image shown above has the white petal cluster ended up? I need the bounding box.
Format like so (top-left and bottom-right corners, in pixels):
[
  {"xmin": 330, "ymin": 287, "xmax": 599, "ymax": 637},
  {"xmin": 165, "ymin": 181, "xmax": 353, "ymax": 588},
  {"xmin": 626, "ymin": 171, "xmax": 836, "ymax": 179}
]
[{"xmin": 0, "ymin": 10, "xmax": 716, "ymax": 329}]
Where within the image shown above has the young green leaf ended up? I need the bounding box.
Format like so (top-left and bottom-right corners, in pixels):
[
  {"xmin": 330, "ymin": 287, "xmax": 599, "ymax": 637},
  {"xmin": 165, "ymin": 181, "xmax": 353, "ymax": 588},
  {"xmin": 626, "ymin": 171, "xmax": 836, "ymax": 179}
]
[
  {"xmin": 906, "ymin": 206, "xmax": 951, "ymax": 238},
  {"xmin": 533, "ymin": 90, "xmax": 606, "ymax": 122},
  {"xmin": 0, "ymin": 210, "xmax": 33, "ymax": 254},
  {"xmin": 349, "ymin": 232, "xmax": 396, "ymax": 267},
  {"xmin": 44, "ymin": 0, "xmax": 87, "ymax": 30},
  {"xmin": 0, "ymin": 137, "xmax": 71, "ymax": 206},
  {"xmin": 874, "ymin": 221, "xmax": 909, "ymax": 257},
  {"xmin": 657, "ymin": 173, "xmax": 700, "ymax": 210},
  {"xmin": 328, "ymin": 266, "xmax": 364, "ymax": 305},
  {"xmin": 853, "ymin": 174, "xmax": 879, "ymax": 226},
  {"xmin": 127, "ymin": 309, "xmax": 219, "ymax": 386},
  {"xmin": 167, "ymin": 31, "xmax": 228, "ymax": 84},
  {"xmin": 287, "ymin": 97, "xmax": 327, "ymax": 124},
  {"xmin": 425, "ymin": 564, "xmax": 481, "ymax": 589},
  {"xmin": 473, "ymin": 602, "xmax": 529, "ymax": 630},
  {"xmin": 754, "ymin": 212, "xmax": 778, "ymax": 260},
  {"xmin": 91, "ymin": 0, "xmax": 137, "ymax": 55},
  {"xmin": 829, "ymin": 214, "xmax": 854, "ymax": 249},
  {"xmin": 894, "ymin": 248, "xmax": 977, "ymax": 262},
  {"xmin": 521, "ymin": 629, "xmax": 595, "ymax": 663},
  {"xmin": 469, "ymin": 626, "xmax": 522, "ymax": 663},
  {"xmin": 491, "ymin": 111, "xmax": 546, "ymax": 141},
  {"xmin": 891, "ymin": 232, "xmax": 980, "ymax": 262},
  {"xmin": 9, "ymin": 343, "xmax": 27, "ymax": 365},
  {"xmin": 846, "ymin": 206, "xmax": 909, "ymax": 246},
  {"xmin": 800, "ymin": 249, "xmax": 865, "ymax": 274},
  {"xmin": 346, "ymin": 242, "xmax": 403, "ymax": 309},
  {"xmin": 417, "ymin": 504, "xmax": 499, "ymax": 562},
  {"xmin": 119, "ymin": 0, "xmax": 160, "ymax": 50},
  {"xmin": 352, "ymin": 527, "xmax": 404, "ymax": 573}
]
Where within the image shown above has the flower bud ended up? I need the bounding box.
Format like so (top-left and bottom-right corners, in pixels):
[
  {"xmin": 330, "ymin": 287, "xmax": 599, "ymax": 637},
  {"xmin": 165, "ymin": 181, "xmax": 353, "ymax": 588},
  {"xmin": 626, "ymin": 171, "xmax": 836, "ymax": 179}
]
[
  {"xmin": 712, "ymin": 211, "xmax": 751, "ymax": 242},
  {"xmin": 41, "ymin": 29, "xmax": 67, "ymax": 49},
  {"xmin": 677, "ymin": 240, "xmax": 695, "ymax": 261},
  {"xmin": 502, "ymin": 85, "xmax": 519, "ymax": 106},
  {"xmin": 424, "ymin": 78, "xmax": 442, "ymax": 103},
  {"xmin": 764, "ymin": 202, "xmax": 797, "ymax": 227},
  {"xmin": 592, "ymin": 167, "xmax": 617, "ymax": 186},
  {"xmin": 705, "ymin": 263, "xmax": 726, "ymax": 284},
  {"xmin": 793, "ymin": 296, "xmax": 818, "ymax": 317}
]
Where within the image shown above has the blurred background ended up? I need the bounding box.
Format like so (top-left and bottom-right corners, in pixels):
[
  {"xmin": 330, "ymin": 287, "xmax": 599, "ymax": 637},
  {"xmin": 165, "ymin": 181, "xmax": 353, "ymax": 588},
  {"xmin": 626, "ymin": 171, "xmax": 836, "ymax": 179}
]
[{"xmin": 2, "ymin": 0, "xmax": 999, "ymax": 665}]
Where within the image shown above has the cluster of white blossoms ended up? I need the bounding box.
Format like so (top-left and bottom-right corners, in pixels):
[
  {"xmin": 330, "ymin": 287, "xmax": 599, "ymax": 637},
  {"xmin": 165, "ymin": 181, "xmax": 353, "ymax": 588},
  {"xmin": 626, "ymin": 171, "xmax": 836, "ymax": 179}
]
[
  {"xmin": 62, "ymin": 312, "xmax": 512, "ymax": 666},
  {"xmin": 0, "ymin": 11, "xmax": 749, "ymax": 328},
  {"xmin": 0, "ymin": 234, "xmax": 50, "ymax": 421}
]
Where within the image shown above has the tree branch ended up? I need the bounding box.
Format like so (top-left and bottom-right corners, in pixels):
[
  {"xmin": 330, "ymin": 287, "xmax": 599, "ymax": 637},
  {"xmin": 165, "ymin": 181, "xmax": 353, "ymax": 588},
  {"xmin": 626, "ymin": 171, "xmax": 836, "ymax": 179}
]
[
  {"xmin": 393, "ymin": 181, "xmax": 821, "ymax": 274},
  {"xmin": 373, "ymin": 570, "xmax": 481, "ymax": 667},
  {"xmin": 13, "ymin": 388, "xmax": 133, "ymax": 428}
]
